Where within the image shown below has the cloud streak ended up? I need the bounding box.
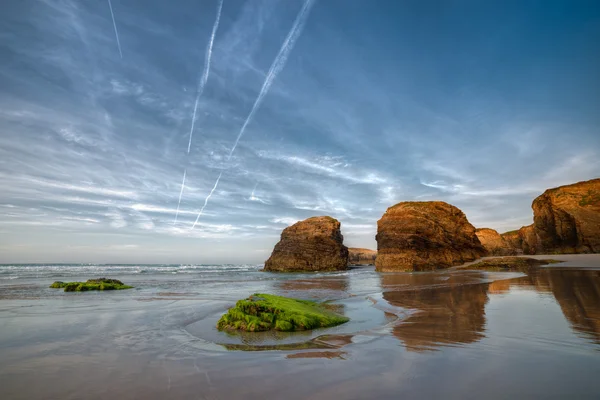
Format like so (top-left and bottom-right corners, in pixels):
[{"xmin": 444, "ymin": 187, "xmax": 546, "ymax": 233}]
[
  {"xmin": 191, "ymin": 172, "xmax": 222, "ymax": 229},
  {"xmin": 173, "ymin": 168, "xmax": 186, "ymax": 223},
  {"xmin": 191, "ymin": 0, "xmax": 317, "ymax": 229},
  {"xmin": 227, "ymin": 0, "xmax": 316, "ymax": 159},
  {"xmin": 174, "ymin": 0, "xmax": 224, "ymax": 224},
  {"xmin": 107, "ymin": 0, "xmax": 123, "ymax": 59},
  {"xmin": 187, "ymin": 0, "xmax": 224, "ymax": 154}
]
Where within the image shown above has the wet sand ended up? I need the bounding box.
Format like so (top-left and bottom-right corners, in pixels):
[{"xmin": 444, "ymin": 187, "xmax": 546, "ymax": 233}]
[{"xmin": 1, "ymin": 255, "xmax": 600, "ymax": 399}]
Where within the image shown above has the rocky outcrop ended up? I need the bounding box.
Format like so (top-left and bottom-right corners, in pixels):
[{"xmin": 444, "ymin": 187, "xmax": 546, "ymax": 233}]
[
  {"xmin": 501, "ymin": 178, "xmax": 600, "ymax": 254},
  {"xmin": 264, "ymin": 216, "xmax": 349, "ymax": 272},
  {"xmin": 375, "ymin": 201, "xmax": 487, "ymax": 271},
  {"xmin": 532, "ymin": 178, "xmax": 600, "ymax": 253},
  {"xmin": 475, "ymin": 228, "xmax": 515, "ymax": 256},
  {"xmin": 519, "ymin": 224, "xmax": 539, "ymax": 254},
  {"xmin": 501, "ymin": 230, "xmax": 521, "ymax": 252},
  {"xmin": 348, "ymin": 248, "xmax": 377, "ymax": 265},
  {"xmin": 500, "ymin": 225, "xmax": 538, "ymax": 255}
]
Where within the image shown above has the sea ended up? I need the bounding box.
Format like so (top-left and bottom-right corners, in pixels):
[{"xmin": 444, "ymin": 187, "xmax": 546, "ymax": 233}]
[{"xmin": 1, "ymin": 255, "xmax": 599, "ymax": 399}]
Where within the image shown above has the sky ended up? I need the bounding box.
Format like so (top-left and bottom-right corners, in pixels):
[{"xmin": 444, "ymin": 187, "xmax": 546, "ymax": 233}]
[{"xmin": 0, "ymin": 0, "xmax": 599, "ymax": 264}]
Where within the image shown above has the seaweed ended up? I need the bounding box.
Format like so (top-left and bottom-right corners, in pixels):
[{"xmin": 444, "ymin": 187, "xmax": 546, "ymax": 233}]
[
  {"xmin": 49, "ymin": 278, "xmax": 133, "ymax": 292},
  {"xmin": 217, "ymin": 293, "xmax": 349, "ymax": 332}
]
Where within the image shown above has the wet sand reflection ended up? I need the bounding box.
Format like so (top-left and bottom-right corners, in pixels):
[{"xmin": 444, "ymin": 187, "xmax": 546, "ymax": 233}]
[
  {"xmin": 382, "ymin": 273, "xmax": 488, "ymax": 351},
  {"xmin": 381, "ymin": 267, "xmax": 600, "ymax": 351},
  {"xmin": 511, "ymin": 268, "xmax": 600, "ymax": 344}
]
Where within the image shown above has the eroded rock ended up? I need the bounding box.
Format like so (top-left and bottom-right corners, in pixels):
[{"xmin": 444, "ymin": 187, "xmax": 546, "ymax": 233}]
[
  {"xmin": 375, "ymin": 201, "xmax": 487, "ymax": 271},
  {"xmin": 348, "ymin": 248, "xmax": 377, "ymax": 265},
  {"xmin": 264, "ymin": 216, "xmax": 349, "ymax": 272}
]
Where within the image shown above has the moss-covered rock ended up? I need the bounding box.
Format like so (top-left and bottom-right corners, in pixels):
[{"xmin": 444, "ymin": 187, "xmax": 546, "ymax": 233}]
[
  {"xmin": 49, "ymin": 278, "xmax": 133, "ymax": 292},
  {"xmin": 217, "ymin": 293, "xmax": 349, "ymax": 332}
]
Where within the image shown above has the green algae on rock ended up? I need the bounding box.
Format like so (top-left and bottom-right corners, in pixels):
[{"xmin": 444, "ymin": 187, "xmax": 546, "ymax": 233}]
[
  {"xmin": 217, "ymin": 293, "xmax": 349, "ymax": 332},
  {"xmin": 49, "ymin": 278, "xmax": 133, "ymax": 292}
]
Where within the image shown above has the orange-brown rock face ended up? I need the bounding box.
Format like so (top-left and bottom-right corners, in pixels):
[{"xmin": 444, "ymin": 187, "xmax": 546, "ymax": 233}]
[
  {"xmin": 264, "ymin": 216, "xmax": 348, "ymax": 272},
  {"xmin": 532, "ymin": 178, "xmax": 600, "ymax": 253},
  {"xmin": 375, "ymin": 201, "xmax": 487, "ymax": 271},
  {"xmin": 348, "ymin": 248, "xmax": 377, "ymax": 265},
  {"xmin": 475, "ymin": 228, "xmax": 515, "ymax": 256},
  {"xmin": 500, "ymin": 225, "xmax": 538, "ymax": 255},
  {"xmin": 501, "ymin": 230, "xmax": 522, "ymax": 253},
  {"xmin": 518, "ymin": 224, "xmax": 539, "ymax": 255}
]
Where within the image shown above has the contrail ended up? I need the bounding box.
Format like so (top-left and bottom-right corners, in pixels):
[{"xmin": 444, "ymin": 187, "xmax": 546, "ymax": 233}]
[
  {"xmin": 173, "ymin": 168, "xmax": 187, "ymax": 224},
  {"xmin": 174, "ymin": 0, "xmax": 223, "ymax": 224},
  {"xmin": 191, "ymin": 0, "xmax": 316, "ymax": 230},
  {"xmin": 191, "ymin": 172, "xmax": 222, "ymax": 230},
  {"xmin": 227, "ymin": 0, "xmax": 316, "ymax": 160},
  {"xmin": 187, "ymin": 0, "xmax": 224, "ymax": 154},
  {"xmin": 107, "ymin": 0, "xmax": 123, "ymax": 59}
]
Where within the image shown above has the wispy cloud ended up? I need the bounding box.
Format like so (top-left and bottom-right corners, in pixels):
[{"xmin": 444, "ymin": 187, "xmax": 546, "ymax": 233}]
[{"xmin": 0, "ymin": 0, "xmax": 598, "ymax": 263}]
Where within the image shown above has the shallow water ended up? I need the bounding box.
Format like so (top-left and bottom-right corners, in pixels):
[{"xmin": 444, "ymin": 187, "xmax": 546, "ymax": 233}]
[{"xmin": 1, "ymin": 255, "xmax": 599, "ymax": 399}]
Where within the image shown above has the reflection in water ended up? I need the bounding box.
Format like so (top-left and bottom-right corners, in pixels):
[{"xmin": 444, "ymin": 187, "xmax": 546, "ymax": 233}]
[
  {"xmin": 382, "ymin": 273, "xmax": 489, "ymax": 351},
  {"xmin": 278, "ymin": 277, "xmax": 349, "ymax": 293},
  {"xmin": 513, "ymin": 268, "xmax": 600, "ymax": 344},
  {"xmin": 381, "ymin": 267, "xmax": 600, "ymax": 351}
]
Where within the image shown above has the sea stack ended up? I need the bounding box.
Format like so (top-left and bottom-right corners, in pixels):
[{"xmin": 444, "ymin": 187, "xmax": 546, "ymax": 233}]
[
  {"xmin": 264, "ymin": 216, "xmax": 349, "ymax": 272},
  {"xmin": 532, "ymin": 178, "xmax": 600, "ymax": 253},
  {"xmin": 375, "ymin": 201, "xmax": 486, "ymax": 272},
  {"xmin": 348, "ymin": 248, "xmax": 377, "ymax": 265},
  {"xmin": 475, "ymin": 228, "xmax": 515, "ymax": 256}
]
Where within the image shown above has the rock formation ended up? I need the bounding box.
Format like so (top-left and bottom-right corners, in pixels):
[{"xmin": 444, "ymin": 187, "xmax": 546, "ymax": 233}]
[
  {"xmin": 348, "ymin": 248, "xmax": 377, "ymax": 265},
  {"xmin": 475, "ymin": 228, "xmax": 515, "ymax": 256},
  {"xmin": 375, "ymin": 201, "xmax": 487, "ymax": 271},
  {"xmin": 500, "ymin": 225, "xmax": 538, "ymax": 255},
  {"xmin": 501, "ymin": 178, "xmax": 600, "ymax": 254},
  {"xmin": 264, "ymin": 216, "xmax": 349, "ymax": 272},
  {"xmin": 532, "ymin": 178, "xmax": 600, "ymax": 253}
]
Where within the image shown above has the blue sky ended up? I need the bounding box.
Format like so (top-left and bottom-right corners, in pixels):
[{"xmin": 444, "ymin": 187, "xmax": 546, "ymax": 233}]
[{"xmin": 1, "ymin": 0, "xmax": 599, "ymax": 264}]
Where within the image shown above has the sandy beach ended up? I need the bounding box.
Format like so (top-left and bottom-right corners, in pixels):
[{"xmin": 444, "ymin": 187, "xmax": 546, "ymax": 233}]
[{"xmin": 1, "ymin": 254, "xmax": 599, "ymax": 399}]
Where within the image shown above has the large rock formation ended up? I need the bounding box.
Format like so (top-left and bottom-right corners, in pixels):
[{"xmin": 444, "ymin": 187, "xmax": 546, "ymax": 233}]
[
  {"xmin": 375, "ymin": 201, "xmax": 487, "ymax": 271},
  {"xmin": 500, "ymin": 226, "xmax": 538, "ymax": 255},
  {"xmin": 532, "ymin": 178, "xmax": 600, "ymax": 253},
  {"xmin": 475, "ymin": 228, "xmax": 515, "ymax": 256},
  {"xmin": 348, "ymin": 248, "xmax": 377, "ymax": 265},
  {"xmin": 501, "ymin": 178, "xmax": 600, "ymax": 254},
  {"xmin": 264, "ymin": 216, "xmax": 349, "ymax": 272}
]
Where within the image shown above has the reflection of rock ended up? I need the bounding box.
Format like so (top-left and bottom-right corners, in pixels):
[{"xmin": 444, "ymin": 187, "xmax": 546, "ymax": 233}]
[
  {"xmin": 488, "ymin": 280, "xmax": 511, "ymax": 295},
  {"xmin": 530, "ymin": 269, "xmax": 600, "ymax": 344},
  {"xmin": 382, "ymin": 274, "xmax": 488, "ymax": 351},
  {"xmin": 348, "ymin": 248, "xmax": 377, "ymax": 265},
  {"xmin": 476, "ymin": 228, "xmax": 516, "ymax": 255},
  {"xmin": 286, "ymin": 351, "xmax": 346, "ymax": 359},
  {"xmin": 376, "ymin": 201, "xmax": 486, "ymax": 271},
  {"xmin": 279, "ymin": 278, "xmax": 349, "ymax": 293},
  {"xmin": 264, "ymin": 216, "xmax": 348, "ymax": 272},
  {"xmin": 486, "ymin": 267, "xmax": 600, "ymax": 344}
]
